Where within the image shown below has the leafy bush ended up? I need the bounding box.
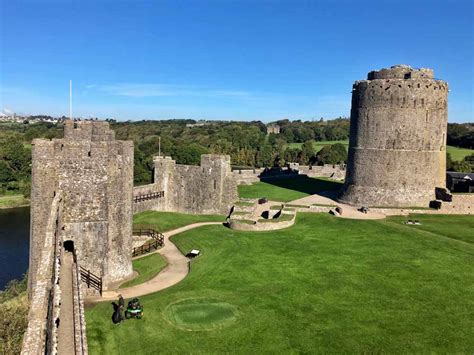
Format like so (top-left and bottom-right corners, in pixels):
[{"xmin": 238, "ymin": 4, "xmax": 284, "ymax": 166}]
[
  {"xmin": 0, "ymin": 274, "xmax": 29, "ymax": 355},
  {"xmin": 315, "ymin": 143, "xmax": 347, "ymax": 165}
]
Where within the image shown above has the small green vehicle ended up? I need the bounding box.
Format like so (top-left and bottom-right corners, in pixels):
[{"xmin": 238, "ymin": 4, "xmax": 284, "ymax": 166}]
[{"xmin": 125, "ymin": 298, "xmax": 143, "ymax": 319}]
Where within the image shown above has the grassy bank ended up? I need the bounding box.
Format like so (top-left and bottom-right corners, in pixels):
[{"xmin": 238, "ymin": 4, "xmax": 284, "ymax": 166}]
[
  {"xmin": 133, "ymin": 211, "xmax": 225, "ymax": 232},
  {"xmin": 446, "ymin": 145, "xmax": 474, "ymax": 161},
  {"xmin": 0, "ymin": 276, "xmax": 28, "ymax": 354},
  {"xmin": 86, "ymin": 213, "xmax": 474, "ymax": 353},
  {"xmin": 120, "ymin": 253, "xmax": 167, "ymax": 288},
  {"xmin": 0, "ymin": 195, "xmax": 29, "ymax": 209},
  {"xmin": 238, "ymin": 176, "xmax": 342, "ymax": 202}
]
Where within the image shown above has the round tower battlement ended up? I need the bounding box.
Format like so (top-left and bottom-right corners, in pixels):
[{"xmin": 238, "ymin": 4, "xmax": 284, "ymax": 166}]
[
  {"xmin": 367, "ymin": 64, "xmax": 434, "ymax": 80},
  {"xmin": 339, "ymin": 65, "xmax": 448, "ymax": 207}
]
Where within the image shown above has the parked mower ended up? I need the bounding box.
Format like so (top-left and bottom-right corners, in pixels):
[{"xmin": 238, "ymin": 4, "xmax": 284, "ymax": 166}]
[{"xmin": 125, "ymin": 298, "xmax": 143, "ymax": 319}]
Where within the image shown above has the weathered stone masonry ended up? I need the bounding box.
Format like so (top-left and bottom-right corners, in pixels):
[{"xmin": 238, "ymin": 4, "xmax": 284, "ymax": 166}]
[
  {"xmin": 133, "ymin": 154, "xmax": 238, "ymax": 214},
  {"xmin": 29, "ymin": 120, "xmax": 134, "ymax": 293},
  {"xmin": 340, "ymin": 65, "xmax": 448, "ymax": 207}
]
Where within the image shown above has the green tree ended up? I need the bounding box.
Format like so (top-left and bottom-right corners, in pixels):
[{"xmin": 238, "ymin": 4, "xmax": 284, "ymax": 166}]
[
  {"xmin": 256, "ymin": 143, "xmax": 273, "ymax": 168},
  {"xmin": 316, "ymin": 143, "xmax": 347, "ymax": 165},
  {"xmin": 299, "ymin": 141, "xmax": 315, "ymax": 164}
]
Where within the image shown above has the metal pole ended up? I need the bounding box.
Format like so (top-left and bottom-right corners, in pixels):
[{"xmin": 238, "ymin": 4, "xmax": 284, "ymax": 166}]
[
  {"xmin": 69, "ymin": 80, "xmax": 73, "ymax": 120},
  {"xmin": 159, "ymin": 136, "xmax": 161, "ymax": 157}
]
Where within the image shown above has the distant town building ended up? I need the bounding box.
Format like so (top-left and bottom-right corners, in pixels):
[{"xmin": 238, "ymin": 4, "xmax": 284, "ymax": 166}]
[{"xmin": 266, "ymin": 123, "xmax": 280, "ymax": 134}]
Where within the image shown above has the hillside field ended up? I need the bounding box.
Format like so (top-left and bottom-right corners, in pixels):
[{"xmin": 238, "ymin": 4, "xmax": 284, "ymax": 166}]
[{"xmin": 288, "ymin": 140, "xmax": 473, "ymax": 161}]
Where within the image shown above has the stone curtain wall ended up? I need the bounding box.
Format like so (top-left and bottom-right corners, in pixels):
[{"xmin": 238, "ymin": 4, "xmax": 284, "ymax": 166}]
[
  {"xmin": 29, "ymin": 120, "xmax": 134, "ymax": 291},
  {"xmin": 72, "ymin": 260, "xmax": 88, "ymax": 355},
  {"xmin": 135, "ymin": 155, "xmax": 238, "ymax": 214},
  {"xmin": 232, "ymin": 164, "xmax": 346, "ymax": 185},
  {"xmin": 22, "ymin": 193, "xmax": 62, "ymax": 355},
  {"xmin": 132, "ymin": 184, "xmax": 165, "ymax": 214},
  {"xmin": 340, "ymin": 65, "xmax": 448, "ymax": 207},
  {"xmin": 438, "ymin": 194, "xmax": 474, "ymax": 214},
  {"xmin": 290, "ymin": 164, "xmax": 346, "ymax": 181}
]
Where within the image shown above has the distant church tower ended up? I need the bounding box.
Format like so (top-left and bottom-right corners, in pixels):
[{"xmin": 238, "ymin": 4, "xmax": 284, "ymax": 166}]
[{"xmin": 339, "ymin": 65, "xmax": 448, "ymax": 207}]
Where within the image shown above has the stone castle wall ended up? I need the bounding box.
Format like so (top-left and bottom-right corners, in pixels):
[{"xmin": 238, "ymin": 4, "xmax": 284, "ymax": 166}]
[
  {"xmin": 22, "ymin": 193, "xmax": 62, "ymax": 354},
  {"xmin": 340, "ymin": 65, "xmax": 448, "ymax": 207},
  {"xmin": 29, "ymin": 120, "xmax": 134, "ymax": 291},
  {"xmin": 232, "ymin": 164, "xmax": 346, "ymax": 185},
  {"xmin": 134, "ymin": 154, "xmax": 238, "ymax": 214}
]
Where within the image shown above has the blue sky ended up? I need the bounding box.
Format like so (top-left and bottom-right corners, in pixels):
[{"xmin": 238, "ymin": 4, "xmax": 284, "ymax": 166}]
[{"xmin": 0, "ymin": 0, "xmax": 472, "ymax": 122}]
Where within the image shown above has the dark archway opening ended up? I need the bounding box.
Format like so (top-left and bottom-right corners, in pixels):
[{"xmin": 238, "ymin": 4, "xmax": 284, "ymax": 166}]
[{"xmin": 63, "ymin": 240, "xmax": 75, "ymax": 253}]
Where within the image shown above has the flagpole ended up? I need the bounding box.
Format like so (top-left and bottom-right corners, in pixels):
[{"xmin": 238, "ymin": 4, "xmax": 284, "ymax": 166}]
[{"xmin": 69, "ymin": 80, "xmax": 72, "ymax": 120}]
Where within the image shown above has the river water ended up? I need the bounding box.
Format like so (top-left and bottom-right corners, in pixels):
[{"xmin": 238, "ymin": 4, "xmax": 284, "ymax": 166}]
[{"xmin": 0, "ymin": 207, "xmax": 30, "ymax": 290}]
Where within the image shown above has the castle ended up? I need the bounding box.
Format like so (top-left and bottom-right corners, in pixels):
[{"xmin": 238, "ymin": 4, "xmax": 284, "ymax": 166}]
[
  {"xmin": 340, "ymin": 65, "xmax": 449, "ymax": 207},
  {"xmin": 22, "ymin": 64, "xmax": 456, "ymax": 354}
]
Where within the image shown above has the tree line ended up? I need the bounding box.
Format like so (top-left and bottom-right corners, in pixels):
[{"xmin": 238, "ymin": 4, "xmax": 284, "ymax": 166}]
[{"xmin": 0, "ymin": 119, "xmax": 472, "ymax": 196}]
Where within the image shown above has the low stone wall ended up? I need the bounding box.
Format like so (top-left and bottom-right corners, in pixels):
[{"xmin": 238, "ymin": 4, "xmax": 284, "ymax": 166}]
[
  {"xmin": 233, "ymin": 164, "xmax": 346, "ymax": 185},
  {"xmin": 369, "ymin": 194, "xmax": 473, "ymax": 216},
  {"xmin": 229, "ymin": 214, "xmax": 295, "ymax": 231},
  {"xmin": 439, "ymin": 194, "xmax": 473, "ymax": 214},
  {"xmin": 232, "ymin": 168, "xmax": 264, "ymax": 184},
  {"xmin": 22, "ymin": 192, "xmax": 62, "ymax": 355},
  {"xmin": 133, "ymin": 184, "xmax": 164, "ymax": 214},
  {"xmin": 297, "ymin": 164, "xmax": 346, "ymax": 181},
  {"xmin": 72, "ymin": 261, "xmax": 88, "ymax": 355}
]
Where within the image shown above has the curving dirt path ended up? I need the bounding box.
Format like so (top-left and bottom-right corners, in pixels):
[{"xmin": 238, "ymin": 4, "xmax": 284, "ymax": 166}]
[
  {"xmin": 288, "ymin": 192, "xmax": 386, "ymax": 220},
  {"xmin": 86, "ymin": 222, "xmax": 223, "ymax": 303}
]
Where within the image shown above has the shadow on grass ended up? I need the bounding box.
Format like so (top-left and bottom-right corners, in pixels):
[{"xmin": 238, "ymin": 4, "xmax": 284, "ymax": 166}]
[{"xmin": 262, "ymin": 176, "xmax": 343, "ymax": 196}]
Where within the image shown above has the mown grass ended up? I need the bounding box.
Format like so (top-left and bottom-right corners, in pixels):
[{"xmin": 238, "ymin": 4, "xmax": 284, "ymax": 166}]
[
  {"xmin": 86, "ymin": 213, "xmax": 474, "ymax": 353},
  {"xmin": 133, "ymin": 211, "xmax": 225, "ymax": 232},
  {"xmin": 287, "ymin": 140, "xmax": 349, "ymax": 152},
  {"xmin": 0, "ymin": 195, "xmax": 29, "ymax": 209},
  {"xmin": 446, "ymin": 145, "xmax": 474, "ymax": 161},
  {"xmin": 386, "ymin": 214, "xmax": 474, "ymax": 244},
  {"xmin": 238, "ymin": 176, "xmax": 342, "ymax": 202},
  {"xmin": 120, "ymin": 253, "xmax": 167, "ymax": 288}
]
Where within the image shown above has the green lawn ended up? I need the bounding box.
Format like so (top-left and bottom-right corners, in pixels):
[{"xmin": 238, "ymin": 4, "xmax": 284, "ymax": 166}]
[
  {"xmin": 133, "ymin": 211, "xmax": 225, "ymax": 232},
  {"xmin": 0, "ymin": 194, "xmax": 29, "ymax": 209},
  {"xmin": 287, "ymin": 140, "xmax": 349, "ymax": 152},
  {"xmin": 238, "ymin": 176, "xmax": 343, "ymax": 202},
  {"xmin": 86, "ymin": 213, "xmax": 474, "ymax": 353},
  {"xmin": 447, "ymin": 145, "xmax": 474, "ymax": 161},
  {"xmin": 387, "ymin": 214, "xmax": 474, "ymax": 244},
  {"xmin": 120, "ymin": 253, "xmax": 167, "ymax": 288}
]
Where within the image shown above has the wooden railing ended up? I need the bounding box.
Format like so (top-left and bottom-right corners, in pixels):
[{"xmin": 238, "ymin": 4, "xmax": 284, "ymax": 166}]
[
  {"xmin": 132, "ymin": 228, "xmax": 165, "ymax": 257},
  {"xmin": 79, "ymin": 266, "xmax": 102, "ymax": 295},
  {"xmin": 133, "ymin": 191, "xmax": 165, "ymax": 203}
]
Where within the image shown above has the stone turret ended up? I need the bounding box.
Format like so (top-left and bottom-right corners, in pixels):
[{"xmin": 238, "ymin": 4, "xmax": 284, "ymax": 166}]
[
  {"xmin": 29, "ymin": 120, "xmax": 134, "ymax": 294},
  {"xmin": 339, "ymin": 65, "xmax": 448, "ymax": 207}
]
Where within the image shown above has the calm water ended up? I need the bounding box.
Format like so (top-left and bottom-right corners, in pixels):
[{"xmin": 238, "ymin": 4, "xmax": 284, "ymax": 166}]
[{"xmin": 0, "ymin": 207, "xmax": 30, "ymax": 290}]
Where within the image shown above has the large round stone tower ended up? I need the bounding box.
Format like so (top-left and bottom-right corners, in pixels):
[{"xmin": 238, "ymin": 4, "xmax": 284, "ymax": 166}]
[{"xmin": 339, "ymin": 65, "xmax": 448, "ymax": 207}]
